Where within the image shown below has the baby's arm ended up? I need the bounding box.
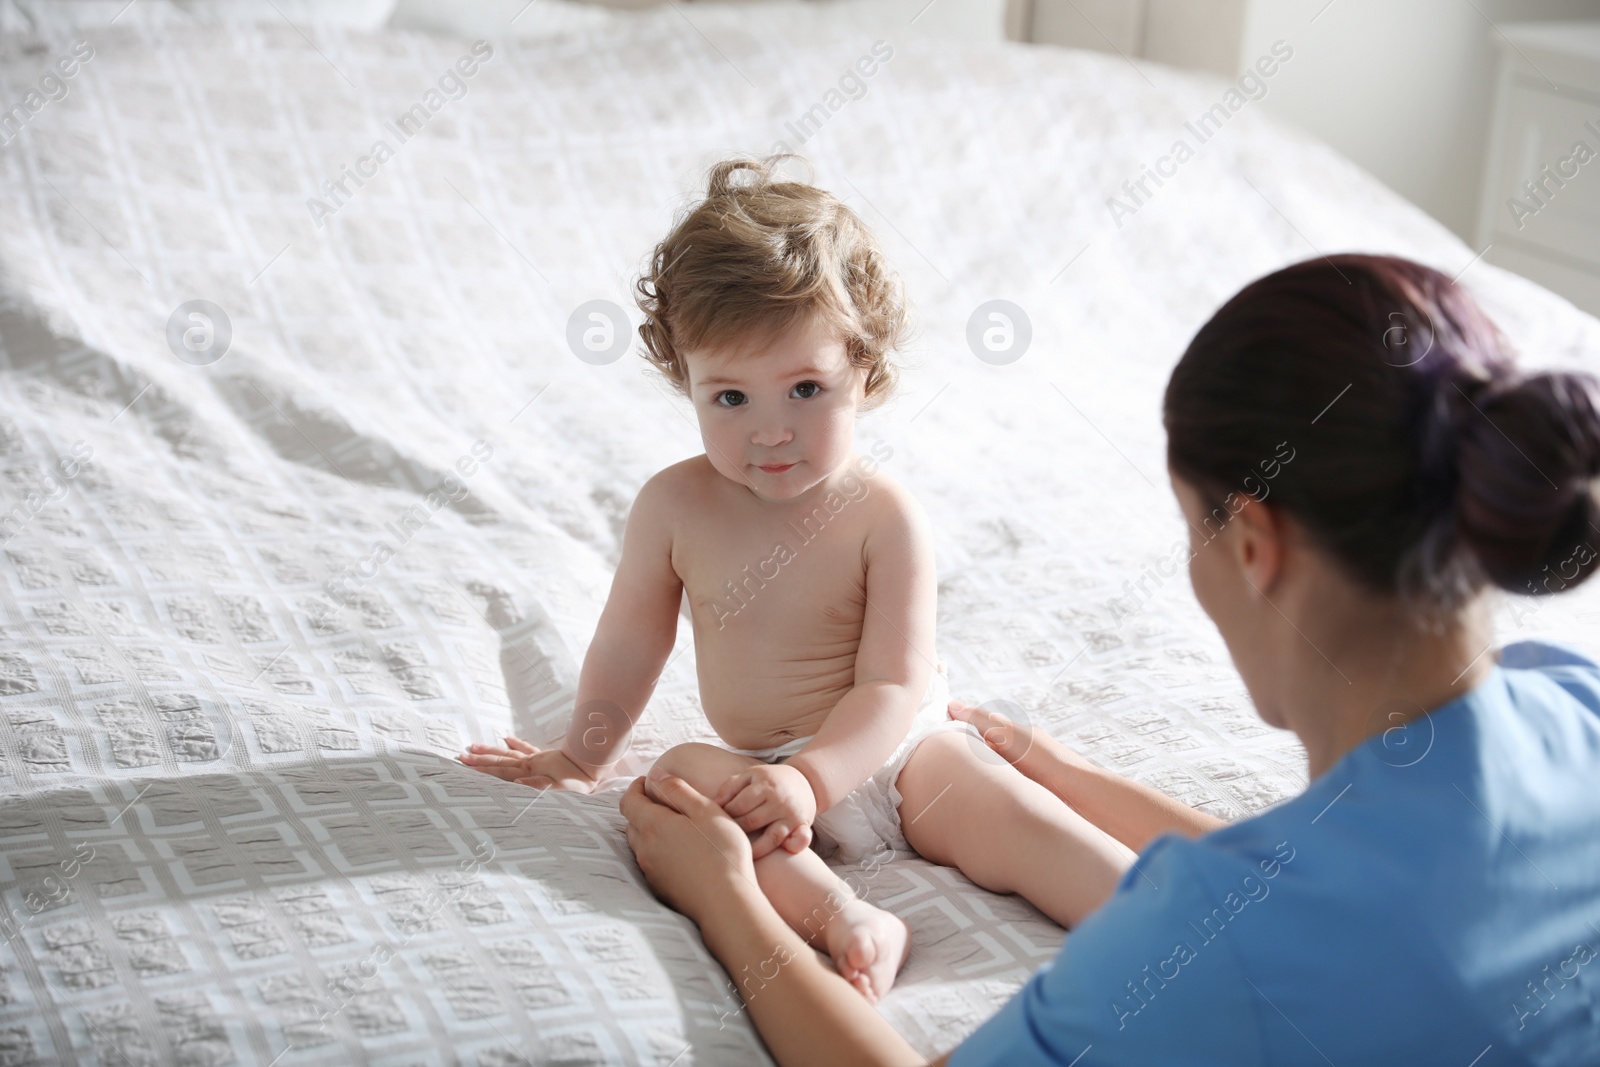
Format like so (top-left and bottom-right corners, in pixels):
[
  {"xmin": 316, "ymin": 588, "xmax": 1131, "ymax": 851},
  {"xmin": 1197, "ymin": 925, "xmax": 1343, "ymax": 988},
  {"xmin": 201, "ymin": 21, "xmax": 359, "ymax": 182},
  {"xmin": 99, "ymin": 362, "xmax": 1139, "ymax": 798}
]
[
  {"xmin": 459, "ymin": 472, "xmax": 682, "ymax": 787},
  {"xmin": 743, "ymin": 488, "xmax": 937, "ymax": 817}
]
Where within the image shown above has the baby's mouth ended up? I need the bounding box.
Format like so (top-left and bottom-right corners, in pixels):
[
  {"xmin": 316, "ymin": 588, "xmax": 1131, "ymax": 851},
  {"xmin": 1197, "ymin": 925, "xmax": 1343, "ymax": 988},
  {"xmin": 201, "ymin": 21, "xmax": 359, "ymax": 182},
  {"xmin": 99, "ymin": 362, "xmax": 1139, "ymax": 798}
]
[{"xmin": 757, "ymin": 462, "xmax": 797, "ymax": 474}]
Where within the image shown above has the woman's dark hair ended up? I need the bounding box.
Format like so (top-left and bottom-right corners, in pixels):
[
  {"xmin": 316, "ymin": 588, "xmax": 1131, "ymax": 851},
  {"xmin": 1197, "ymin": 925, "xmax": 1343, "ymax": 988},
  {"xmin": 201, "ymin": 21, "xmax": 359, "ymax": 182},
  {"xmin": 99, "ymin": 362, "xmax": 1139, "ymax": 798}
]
[{"xmin": 1164, "ymin": 253, "xmax": 1600, "ymax": 611}]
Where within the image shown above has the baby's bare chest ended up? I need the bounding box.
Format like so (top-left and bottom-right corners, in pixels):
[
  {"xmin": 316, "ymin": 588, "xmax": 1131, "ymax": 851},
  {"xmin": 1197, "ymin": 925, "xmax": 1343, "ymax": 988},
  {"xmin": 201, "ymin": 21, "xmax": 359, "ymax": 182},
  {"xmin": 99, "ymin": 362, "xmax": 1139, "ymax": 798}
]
[{"xmin": 674, "ymin": 505, "xmax": 871, "ymax": 637}]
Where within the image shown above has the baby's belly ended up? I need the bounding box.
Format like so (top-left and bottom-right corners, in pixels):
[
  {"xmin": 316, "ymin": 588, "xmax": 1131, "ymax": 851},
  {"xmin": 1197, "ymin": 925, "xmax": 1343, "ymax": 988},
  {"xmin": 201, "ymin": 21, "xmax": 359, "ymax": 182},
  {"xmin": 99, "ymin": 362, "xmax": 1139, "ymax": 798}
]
[{"xmin": 696, "ymin": 646, "xmax": 857, "ymax": 751}]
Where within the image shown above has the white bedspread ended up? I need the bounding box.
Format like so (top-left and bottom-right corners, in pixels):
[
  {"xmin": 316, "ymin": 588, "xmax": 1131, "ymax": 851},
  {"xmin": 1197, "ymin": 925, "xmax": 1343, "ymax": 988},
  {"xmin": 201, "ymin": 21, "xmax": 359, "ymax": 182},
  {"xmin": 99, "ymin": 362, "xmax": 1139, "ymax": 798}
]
[{"xmin": 0, "ymin": 3, "xmax": 1596, "ymax": 1064}]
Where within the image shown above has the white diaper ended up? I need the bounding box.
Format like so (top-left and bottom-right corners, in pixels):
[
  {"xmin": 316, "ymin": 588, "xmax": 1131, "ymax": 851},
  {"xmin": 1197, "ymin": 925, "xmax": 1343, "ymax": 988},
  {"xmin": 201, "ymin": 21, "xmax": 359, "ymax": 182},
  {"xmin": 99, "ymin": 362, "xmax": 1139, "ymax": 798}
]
[{"xmin": 727, "ymin": 663, "xmax": 981, "ymax": 863}]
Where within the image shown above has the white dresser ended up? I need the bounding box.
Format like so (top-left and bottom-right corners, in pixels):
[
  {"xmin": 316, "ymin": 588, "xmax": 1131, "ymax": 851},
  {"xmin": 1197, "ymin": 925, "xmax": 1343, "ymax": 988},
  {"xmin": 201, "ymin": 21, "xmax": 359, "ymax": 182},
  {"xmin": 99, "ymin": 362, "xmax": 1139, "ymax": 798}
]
[{"xmin": 1478, "ymin": 21, "xmax": 1600, "ymax": 317}]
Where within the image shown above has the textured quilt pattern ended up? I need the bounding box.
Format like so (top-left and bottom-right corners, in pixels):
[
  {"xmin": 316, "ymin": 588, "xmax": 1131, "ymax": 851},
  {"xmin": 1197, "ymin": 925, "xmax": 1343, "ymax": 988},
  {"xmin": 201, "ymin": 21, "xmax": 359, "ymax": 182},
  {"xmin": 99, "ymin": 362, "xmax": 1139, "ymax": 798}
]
[{"xmin": 0, "ymin": 4, "xmax": 1596, "ymax": 1064}]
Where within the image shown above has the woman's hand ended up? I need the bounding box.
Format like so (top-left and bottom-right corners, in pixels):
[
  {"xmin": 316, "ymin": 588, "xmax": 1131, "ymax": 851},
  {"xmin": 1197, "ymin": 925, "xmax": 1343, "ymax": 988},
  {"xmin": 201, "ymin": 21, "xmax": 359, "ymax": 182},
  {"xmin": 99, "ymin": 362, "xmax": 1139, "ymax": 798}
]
[
  {"xmin": 621, "ymin": 774, "xmax": 758, "ymax": 924},
  {"xmin": 457, "ymin": 736, "xmax": 602, "ymax": 791},
  {"xmin": 947, "ymin": 698, "xmax": 1096, "ymax": 779},
  {"xmin": 713, "ymin": 763, "xmax": 817, "ymax": 859}
]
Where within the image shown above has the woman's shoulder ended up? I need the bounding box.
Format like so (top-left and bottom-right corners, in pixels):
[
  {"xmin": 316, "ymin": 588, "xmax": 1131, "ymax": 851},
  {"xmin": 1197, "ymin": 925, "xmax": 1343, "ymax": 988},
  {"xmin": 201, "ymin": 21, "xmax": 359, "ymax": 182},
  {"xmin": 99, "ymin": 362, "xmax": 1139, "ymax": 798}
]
[
  {"xmin": 1487, "ymin": 642, "xmax": 1600, "ymax": 776},
  {"xmin": 1497, "ymin": 638, "xmax": 1600, "ymax": 671},
  {"xmin": 1497, "ymin": 638, "xmax": 1600, "ymax": 715},
  {"xmin": 1189, "ymin": 638, "xmax": 1600, "ymax": 860}
]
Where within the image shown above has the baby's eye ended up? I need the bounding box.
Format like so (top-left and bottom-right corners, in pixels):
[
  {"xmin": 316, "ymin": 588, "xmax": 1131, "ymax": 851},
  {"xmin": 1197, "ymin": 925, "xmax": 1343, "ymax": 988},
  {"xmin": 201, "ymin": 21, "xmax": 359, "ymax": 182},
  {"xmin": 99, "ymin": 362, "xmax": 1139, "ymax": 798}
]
[
  {"xmin": 715, "ymin": 390, "xmax": 747, "ymax": 408},
  {"xmin": 791, "ymin": 381, "xmax": 822, "ymax": 400}
]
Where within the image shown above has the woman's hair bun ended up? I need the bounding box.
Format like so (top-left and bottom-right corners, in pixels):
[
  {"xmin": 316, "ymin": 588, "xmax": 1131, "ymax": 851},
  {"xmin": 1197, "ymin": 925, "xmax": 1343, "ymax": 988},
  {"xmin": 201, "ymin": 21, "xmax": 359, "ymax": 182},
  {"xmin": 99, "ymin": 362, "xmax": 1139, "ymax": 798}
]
[{"xmin": 1454, "ymin": 370, "xmax": 1600, "ymax": 595}]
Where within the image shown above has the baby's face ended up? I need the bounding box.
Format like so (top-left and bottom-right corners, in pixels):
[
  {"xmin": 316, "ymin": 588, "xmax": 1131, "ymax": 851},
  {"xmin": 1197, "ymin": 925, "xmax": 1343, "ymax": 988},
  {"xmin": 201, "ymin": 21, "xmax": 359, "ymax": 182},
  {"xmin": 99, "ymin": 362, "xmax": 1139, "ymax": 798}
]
[{"xmin": 685, "ymin": 313, "xmax": 866, "ymax": 504}]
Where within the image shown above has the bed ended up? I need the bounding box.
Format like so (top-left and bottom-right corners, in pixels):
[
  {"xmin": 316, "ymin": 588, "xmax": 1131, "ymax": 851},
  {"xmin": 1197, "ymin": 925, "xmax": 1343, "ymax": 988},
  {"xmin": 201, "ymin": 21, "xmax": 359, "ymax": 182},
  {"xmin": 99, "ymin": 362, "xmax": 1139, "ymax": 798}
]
[{"xmin": 0, "ymin": 1, "xmax": 1596, "ymax": 1063}]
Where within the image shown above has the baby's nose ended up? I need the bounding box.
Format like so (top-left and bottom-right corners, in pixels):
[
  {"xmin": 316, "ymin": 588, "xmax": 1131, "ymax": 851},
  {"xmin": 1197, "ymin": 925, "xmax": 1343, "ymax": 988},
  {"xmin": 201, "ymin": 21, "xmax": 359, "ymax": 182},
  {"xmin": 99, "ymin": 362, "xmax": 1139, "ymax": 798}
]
[{"xmin": 751, "ymin": 426, "xmax": 793, "ymax": 446}]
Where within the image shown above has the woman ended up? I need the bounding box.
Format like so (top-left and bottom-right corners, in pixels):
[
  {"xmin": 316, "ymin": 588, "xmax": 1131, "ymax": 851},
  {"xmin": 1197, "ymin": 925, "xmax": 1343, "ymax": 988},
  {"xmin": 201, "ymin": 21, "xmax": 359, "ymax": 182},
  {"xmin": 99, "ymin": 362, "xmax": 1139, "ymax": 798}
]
[{"xmin": 620, "ymin": 254, "xmax": 1600, "ymax": 1064}]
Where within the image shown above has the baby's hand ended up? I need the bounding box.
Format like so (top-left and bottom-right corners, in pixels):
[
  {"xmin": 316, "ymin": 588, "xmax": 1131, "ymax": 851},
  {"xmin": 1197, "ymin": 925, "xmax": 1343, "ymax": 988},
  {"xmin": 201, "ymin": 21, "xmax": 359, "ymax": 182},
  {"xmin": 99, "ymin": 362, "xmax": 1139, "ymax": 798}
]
[
  {"xmin": 457, "ymin": 736, "xmax": 601, "ymax": 792},
  {"xmin": 713, "ymin": 763, "xmax": 817, "ymax": 860}
]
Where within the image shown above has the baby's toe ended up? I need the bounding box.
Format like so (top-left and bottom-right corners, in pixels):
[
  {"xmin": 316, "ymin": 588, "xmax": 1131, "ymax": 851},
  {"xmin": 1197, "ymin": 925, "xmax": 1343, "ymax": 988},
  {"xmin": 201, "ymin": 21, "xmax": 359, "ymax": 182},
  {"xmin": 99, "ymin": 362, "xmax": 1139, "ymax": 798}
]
[{"xmin": 846, "ymin": 933, "xmax": 878, "ymax": 975}]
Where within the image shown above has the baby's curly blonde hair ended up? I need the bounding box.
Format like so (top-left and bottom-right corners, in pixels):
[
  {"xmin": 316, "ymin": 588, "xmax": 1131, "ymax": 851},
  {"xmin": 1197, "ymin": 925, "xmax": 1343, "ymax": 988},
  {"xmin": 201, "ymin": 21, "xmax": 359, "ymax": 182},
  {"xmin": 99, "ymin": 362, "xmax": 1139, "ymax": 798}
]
[{"xmin": 634, "ymin": 154, "xmax": 908, "ymax": 410}]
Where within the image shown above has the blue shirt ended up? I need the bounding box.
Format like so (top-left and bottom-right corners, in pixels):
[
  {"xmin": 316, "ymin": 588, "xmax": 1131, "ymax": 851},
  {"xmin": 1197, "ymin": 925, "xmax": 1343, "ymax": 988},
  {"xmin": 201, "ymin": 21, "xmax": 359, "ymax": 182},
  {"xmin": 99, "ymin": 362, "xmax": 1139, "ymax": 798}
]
[{"xmin": 948, "ymin": 640, "xmax": 1600, "ymax": 1066}]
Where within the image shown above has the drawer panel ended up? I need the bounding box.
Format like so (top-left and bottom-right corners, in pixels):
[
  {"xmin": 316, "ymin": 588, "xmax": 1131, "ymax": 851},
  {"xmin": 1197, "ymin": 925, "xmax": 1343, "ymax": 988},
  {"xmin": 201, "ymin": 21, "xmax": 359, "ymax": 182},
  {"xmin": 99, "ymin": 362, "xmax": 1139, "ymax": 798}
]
[{"xmin": 1487, "ymin": 79, "xmax": 1600, "ymax": 271}]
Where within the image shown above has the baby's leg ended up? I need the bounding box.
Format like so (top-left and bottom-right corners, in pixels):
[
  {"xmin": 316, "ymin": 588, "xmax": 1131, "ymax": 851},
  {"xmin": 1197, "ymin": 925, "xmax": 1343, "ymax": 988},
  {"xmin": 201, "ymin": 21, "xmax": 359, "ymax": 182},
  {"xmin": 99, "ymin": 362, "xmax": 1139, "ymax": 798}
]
[
  {"xmin": 652, "ymin": 742, "xmax": 910, "ymax": 1001},
  {"xmin": 895, "ymin": 731, "xmax": 1136, "ymax": 928}
]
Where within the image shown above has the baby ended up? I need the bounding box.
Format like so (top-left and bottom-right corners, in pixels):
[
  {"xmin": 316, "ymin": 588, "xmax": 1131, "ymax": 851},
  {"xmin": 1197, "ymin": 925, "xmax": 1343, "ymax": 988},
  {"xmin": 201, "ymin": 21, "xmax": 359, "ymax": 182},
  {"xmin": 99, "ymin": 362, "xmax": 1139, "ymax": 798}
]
[{"xmin": 460, "ymin": 156, "xmax": 1135, "ymax": 1002}]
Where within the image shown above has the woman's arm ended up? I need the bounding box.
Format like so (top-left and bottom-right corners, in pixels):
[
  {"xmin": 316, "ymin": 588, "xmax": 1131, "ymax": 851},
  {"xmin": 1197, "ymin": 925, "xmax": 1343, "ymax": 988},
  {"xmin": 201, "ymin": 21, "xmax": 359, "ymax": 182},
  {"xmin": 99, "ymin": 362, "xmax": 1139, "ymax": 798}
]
[
  {"xmin": 948, "ymin": 701, "xmax": 1225, "ymax": 852},
  {"xmin": 622, "ymin": 771, "xmax": 1254, "ymax": 1067},
  {"xmin": 621, "ymin": 775, "xmax": 932, "ymax": 1067}
]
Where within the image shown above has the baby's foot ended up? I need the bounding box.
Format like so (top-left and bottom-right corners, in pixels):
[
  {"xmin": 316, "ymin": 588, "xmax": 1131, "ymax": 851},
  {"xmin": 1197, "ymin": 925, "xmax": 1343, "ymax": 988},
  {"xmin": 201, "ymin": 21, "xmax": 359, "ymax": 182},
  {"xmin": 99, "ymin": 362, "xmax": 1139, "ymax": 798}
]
[{"xmin": 824, "ymin": 899, "xmax": 910, "ymax": 1004}]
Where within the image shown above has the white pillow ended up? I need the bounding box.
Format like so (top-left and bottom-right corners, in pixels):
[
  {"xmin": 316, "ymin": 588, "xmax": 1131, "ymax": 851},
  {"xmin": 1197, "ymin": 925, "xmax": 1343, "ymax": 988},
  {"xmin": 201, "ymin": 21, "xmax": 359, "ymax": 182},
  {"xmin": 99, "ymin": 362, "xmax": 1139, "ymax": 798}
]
[
  {"xmin": 388, "ymin": 0, "xmax": 623, "ymax": 39},
  {"xmin": 388, "ymin": 0, "xmax": 1010, "ymax": 44},
  {"xmin": 169, "ymin": 0, "xmax": 398, "ymax": 25},
  {"xmin": 0, "ymin": 0, "xmax": 397, "ymax": 32}
]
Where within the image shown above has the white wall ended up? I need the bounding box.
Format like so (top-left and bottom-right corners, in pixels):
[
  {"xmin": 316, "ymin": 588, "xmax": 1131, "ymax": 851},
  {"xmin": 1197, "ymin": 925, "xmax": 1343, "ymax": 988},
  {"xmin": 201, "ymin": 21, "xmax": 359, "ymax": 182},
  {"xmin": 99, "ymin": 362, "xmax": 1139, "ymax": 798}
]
[
  {"xmin": 1237, "ymin": 0, "xmax": 1600, "ymax": 242},
  {"xmin": 1029, "ymin": 0, "xmax": 1600, "ymax": 241}
]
